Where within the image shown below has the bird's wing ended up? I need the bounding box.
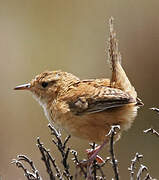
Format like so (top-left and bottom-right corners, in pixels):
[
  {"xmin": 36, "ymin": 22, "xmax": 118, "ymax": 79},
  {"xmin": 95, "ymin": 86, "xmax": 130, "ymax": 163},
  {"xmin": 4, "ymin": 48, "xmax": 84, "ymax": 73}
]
[{"xmin": 65, "ymin": 83, "xmax": 135, "ymax": 115}]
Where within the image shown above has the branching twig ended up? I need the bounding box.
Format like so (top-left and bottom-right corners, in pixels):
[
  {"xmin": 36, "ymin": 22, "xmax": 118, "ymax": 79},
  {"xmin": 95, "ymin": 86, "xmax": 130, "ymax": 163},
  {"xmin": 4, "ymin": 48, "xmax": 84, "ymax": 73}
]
[
  {"xmin": 128, "ymin": 152, "xmax": 143, "ymax": 180},
  {"xmin": 128, "ymin": 153, "xmax": 153, "ymax": 180},
  {"xmin": 71, "ymin": 150, "xmax": 87, "ymax": 179},
  {"xmin": 89, "ymin": 143, "xmax": 109, "ymax": 180},
  {"xmin": 48, "ymin": 124, "xmax": 72, "ymax": 180},
  {"xmin": 72, "ymin": 143, "xmax": 110, "ymax": 180},
  {"xmin": 137, "ymin": 164, "xmax": 148, "ymax": 180},
  {"xmin": 143, "ymin": 128, "xmax": 159, "ymax": 137},
  {"xmin": 143, "ymin": 174, "xmax": 153, "ymax": 180},
  {"xmin": 37, "ymin": 137, "xmax": 62, "ymax": 180},
  {"xmin": 12, "ymin": 155, "xmax": 42, "ymax": 180}
]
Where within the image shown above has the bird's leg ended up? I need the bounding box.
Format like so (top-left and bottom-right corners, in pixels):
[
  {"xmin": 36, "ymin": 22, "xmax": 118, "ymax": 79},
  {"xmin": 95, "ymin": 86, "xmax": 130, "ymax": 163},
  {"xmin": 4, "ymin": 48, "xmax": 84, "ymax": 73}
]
[
  {"xmin": 86, "ymin": 140, "xmax": 108, "ymax": 164},
  {"xmin": 76, "ymin": 141, "xmax": 107, "ymax": 179}
]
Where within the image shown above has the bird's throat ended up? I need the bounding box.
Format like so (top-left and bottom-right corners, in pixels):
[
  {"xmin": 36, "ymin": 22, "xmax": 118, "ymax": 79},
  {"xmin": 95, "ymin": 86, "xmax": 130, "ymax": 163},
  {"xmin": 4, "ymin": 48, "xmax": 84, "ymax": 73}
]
[{"xmin": 32, "ymin": 94, "xmax": 52, "ymax": 123}]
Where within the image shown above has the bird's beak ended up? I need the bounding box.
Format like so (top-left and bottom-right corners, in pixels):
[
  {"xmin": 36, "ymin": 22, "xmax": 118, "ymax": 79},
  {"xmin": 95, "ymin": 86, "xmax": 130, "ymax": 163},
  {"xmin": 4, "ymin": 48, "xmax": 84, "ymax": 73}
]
[{"xmin": 14, "ymin": 83, "xmax": 31, "ymax": 90}]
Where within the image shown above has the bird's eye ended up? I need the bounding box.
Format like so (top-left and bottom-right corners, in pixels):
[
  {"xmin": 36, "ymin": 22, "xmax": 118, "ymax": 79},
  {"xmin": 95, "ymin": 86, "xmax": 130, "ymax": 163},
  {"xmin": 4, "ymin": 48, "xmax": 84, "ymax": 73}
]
[{"xmin": 41, "ymin": 82, "xmax": 48, "ymax": 88}]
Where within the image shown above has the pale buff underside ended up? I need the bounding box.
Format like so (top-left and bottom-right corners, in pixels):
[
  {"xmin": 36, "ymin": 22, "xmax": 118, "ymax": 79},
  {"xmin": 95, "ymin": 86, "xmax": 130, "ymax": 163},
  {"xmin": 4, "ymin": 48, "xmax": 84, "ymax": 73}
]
[{"xmin": 47, "ymin": 100, "xmax": 138, "ymax": 142}]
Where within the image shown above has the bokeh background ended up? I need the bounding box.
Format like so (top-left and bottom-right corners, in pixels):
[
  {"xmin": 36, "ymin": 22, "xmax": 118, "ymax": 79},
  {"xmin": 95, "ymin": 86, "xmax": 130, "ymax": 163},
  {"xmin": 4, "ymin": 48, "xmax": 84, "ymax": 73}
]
[{"xmin": 1, "ymin": 0, "xmax": 159, "ymax": 179}]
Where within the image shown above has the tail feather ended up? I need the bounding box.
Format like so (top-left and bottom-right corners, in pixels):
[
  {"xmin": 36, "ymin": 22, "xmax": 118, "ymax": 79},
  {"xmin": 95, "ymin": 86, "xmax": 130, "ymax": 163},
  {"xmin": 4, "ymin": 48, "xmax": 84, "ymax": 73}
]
[{"xmin": 108, "ymin": 17, "xmax": 137, "ymax": 100}]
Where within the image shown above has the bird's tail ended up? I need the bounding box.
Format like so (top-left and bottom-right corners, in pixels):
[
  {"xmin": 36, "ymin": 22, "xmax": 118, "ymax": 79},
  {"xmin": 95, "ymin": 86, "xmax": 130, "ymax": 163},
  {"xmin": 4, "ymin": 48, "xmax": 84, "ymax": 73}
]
[{"xmin": 108, "ymin": 17, "xmax": 137, "ymax": 100}]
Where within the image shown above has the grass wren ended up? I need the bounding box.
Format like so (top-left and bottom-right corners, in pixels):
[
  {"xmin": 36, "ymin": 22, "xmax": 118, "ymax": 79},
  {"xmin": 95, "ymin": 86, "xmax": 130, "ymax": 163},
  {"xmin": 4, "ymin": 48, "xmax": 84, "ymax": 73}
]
[{"xmin": 14, "ymin": 18, "xmax": 143, "ymax": 144}]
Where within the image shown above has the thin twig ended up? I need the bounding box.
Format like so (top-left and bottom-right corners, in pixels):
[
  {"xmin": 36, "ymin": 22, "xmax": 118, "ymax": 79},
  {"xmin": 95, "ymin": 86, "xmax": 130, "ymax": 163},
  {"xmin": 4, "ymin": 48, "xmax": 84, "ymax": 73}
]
[
  {"xmin": 37, "ymin": 137, "xmax": 61, "ymax": 180},
  {"xmin": 143, "ymin": 173, "xmax": 153, "ymax": 180},
  {"xmin": 150, "ymin": 107, "xmax": 159, "ymax": 113},
  {"xmin": 71, "ymin": 150, "xmax": 87, "ymax": 179},
  {"xmin": 48, "ymin": 124, "xmax": 72, "ymax": 180},
  {"xmin": 128, "ymin": 152, "xmax": 143, "ymax": 180},
  {"xmin": 128, "ymin": 153, "xmax": 153, "ymax": 180},
  {"xmin": 90, "ymin": 143, "xmax": 97, "ymax": 180},
  {"xmin": 107, "ymin": 125, "xmax": 120, "ymax": 180},
  {"xmin": 12, "ymin": 155, "xmax": 42, "ymax": 180},
  {"xmin": 143, "ymin": 128, "xmax": 159, "ymax": 137},
  {"xmin": 136, "ymin": 162, "xmax": 153, "ymax": 180},
  {"xmin": 137, "ymin": 164, "xmax": 148, "ymax": 180}
]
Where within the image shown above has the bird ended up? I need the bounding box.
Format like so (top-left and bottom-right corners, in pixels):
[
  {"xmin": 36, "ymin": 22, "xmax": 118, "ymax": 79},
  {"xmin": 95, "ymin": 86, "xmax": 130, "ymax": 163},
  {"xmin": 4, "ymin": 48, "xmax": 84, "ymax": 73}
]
[{"xmin": 14, "ymin": 18, "xmax": 143, "ymax": 159}]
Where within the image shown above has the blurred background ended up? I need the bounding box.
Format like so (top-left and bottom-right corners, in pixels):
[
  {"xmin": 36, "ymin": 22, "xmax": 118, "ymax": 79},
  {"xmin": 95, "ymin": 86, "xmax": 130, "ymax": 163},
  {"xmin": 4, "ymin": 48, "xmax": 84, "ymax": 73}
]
[{"xmin": 1, "ymin": 0, "xmax": 159, "ymax": 179}]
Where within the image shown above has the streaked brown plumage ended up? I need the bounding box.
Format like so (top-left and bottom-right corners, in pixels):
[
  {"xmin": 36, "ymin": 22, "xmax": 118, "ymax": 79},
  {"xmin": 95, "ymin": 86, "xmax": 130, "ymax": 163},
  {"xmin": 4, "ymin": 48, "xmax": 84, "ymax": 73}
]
[
  {"xmin": 14, "ymin": 68, "xmax": 142, "ymax": 143},
  {"xmin": 14, "ymin": 18, "xmax": 143, "ymax": 144}
]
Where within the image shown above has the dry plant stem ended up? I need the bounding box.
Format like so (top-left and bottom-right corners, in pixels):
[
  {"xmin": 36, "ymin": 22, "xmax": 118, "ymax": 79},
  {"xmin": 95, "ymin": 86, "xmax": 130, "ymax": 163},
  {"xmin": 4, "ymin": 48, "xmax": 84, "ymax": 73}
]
[
  {"xmin": 129, "ymin": 152, "xmax": 143, "ymax": 180},
  {"xmin": 128, "ymin": 153, "xmax": 153, "ymax": 180},
  {"xmin": 108, "ymin": 125, "xmax": 120, "ymax": 180},
  {"xmin": 86, "ymin": 143, "xmax": 98, "ymax": 180},
  {"xmin": 143, "ymin": 128, "xmax": 159, "ymax": 137},
  {"xmin": 137, "ymin": 164, "xmax": 152, "ymax": 180},
  {"xmin": 72, "ymin": 143, "xmax": 108, "ymax": 180},
  {"xmin": 92, "ymin": 161, "xmax": 97, "ymax": 179},
  {"xmin": 86, "ymin": 160, "xmax": 106, "ymax": 180},
  {"xmin": 93, "ymin": 162, "xmax": 106, "ymax": 180},
  {"xmin": 37, "ymin": 137, "xmax": 61, "ymax": 180},
  {"xmin": 12, "ymin": 155, "xmax": 42, "ymax": 180},
  {"xmin": 71, "ymin": 151, "xmax": 86, "ymax": 180},
  {"xmin": 150, "ymin": 107, "xmax": 159, "ymax": 113},
  {"xmin": 96, "ymin": 157, "xmax": 111, "ymax": 179},
  {"xmin": 137, "ymin": 165, "xmax": 148, "ymax": 180},
  {"xmin": 48, "ymin": 124, "xmax": 72, "ymax": 180},
  {"xmin": 86, "ymin": 164, "xmax": 94, "ymax": 180},
  {"xmin": 91, "ymin": 143, "xmax": 96, "ymax": 180},
  {"xmin": 71, "ymin": 150, "xmax": 87, "ymax": 178},
  {"xmin": 143, "ymin": 174, "xmax": 152, "ymax": 180}
]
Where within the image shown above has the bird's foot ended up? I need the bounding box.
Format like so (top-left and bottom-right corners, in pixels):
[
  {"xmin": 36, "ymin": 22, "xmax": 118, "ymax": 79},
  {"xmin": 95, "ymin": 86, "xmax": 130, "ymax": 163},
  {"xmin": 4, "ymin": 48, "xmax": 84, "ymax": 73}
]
[
  {"xmin": 86, "ymin": 145, "xmax": 105, "ymax": 164},
  {"xmin": 77, "ymin": 141, "xmax": 108, "ymax": 169}
]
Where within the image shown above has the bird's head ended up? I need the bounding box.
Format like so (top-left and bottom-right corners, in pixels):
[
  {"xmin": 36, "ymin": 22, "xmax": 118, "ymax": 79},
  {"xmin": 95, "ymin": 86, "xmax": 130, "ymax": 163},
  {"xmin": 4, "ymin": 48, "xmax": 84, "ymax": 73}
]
[{"xmin": 14, "ymin": 70, "xmax": 79, "ymax": 104}]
